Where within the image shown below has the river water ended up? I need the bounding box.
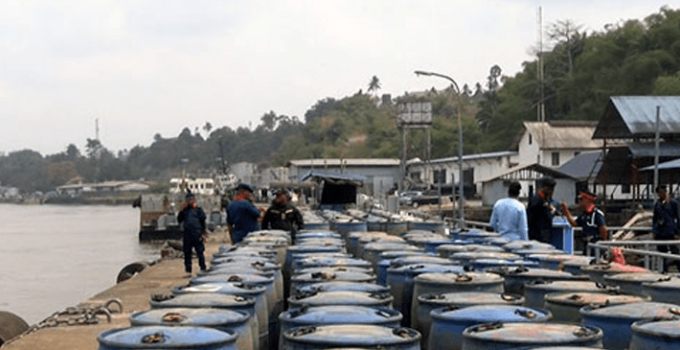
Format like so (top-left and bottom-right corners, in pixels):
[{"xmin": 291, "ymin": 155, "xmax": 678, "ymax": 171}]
[{"xmin": 0, "ymin": 204, "xmax": 160, "ymax": 324}]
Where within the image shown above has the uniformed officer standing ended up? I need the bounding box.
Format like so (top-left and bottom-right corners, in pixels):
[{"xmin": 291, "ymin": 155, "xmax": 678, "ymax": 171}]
[
  {"xmin": 262, "ymin": 189, "xmax": 304, "ymax": 241},
  {"xmin": 561, "ymin": 190, "xmax": 607, "ymax": 255},
  {"xmin": 177, "ymin": 192, "xmax": 207, "ymax": 276}
]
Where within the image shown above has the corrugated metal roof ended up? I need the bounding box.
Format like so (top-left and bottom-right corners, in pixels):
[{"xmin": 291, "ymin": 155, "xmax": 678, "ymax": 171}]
[
  {"xmin": 557, "ymin": 151, "xmax": 602, "ymax": 180},
  {"xmin": 641, "ymin": 157, "xmax": 680, "ymax": 171},
  {"xmin": 299, "ymin": 170, "xmax": 366, "ymax": 184},
  {"xmin": 289, "ymin": 158, "xmax": 400, "ymax": 167},
  {"xmin": 480, "ymin": 163, "xmax": 578, "ymax": 183},
  {"xmin": 593, "ymin": 96, "xmax": 680, "ymax": 139},
  {"xmin": 628, "ymin": 142, "xmax": 680, "ymax": 157},
  {"xmin": 421, "ymin": 151, "xmax": 517, "ymax": 165},
  {"xmin": 522, "ymin": 121, "xmax": 602, "ymax": 149}
]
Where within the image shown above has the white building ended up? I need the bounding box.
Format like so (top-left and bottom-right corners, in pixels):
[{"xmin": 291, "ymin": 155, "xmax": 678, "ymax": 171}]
[
  {"xmin": 287, "ymin": 158, "xmax": 400, "ymax": 198},
  {"xmin": 406, "ymin": 151, "xmax": 517, "ymax": 195},
  {"xmin": 510, "ymin": 121, "xmax": 604, "ymax": 168}
]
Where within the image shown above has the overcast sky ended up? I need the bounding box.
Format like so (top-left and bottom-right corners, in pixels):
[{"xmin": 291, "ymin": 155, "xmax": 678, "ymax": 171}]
[{"xmin": 1, "ymin": 0, "xmax": 677, "ymax": 155}]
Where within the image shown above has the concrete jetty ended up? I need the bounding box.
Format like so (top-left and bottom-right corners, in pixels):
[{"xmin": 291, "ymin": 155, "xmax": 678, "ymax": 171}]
[{"xmin": 2, "ymin": 237, "xmax": 224, "ymax": 350}]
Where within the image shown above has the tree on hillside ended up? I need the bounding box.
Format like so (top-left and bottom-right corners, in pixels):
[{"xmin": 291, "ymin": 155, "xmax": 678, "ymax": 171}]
[
  {"xmin": 368, "ymin": 76, "xmax": 381, "ymax": 96},
  {"xmin": 203, "ymin": 122, "xmax": 212, "ymax": 136}
]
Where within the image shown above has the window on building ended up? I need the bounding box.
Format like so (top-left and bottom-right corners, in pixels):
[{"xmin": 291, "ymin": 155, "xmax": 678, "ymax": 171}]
[
  {"xmin": 621, "ymin": 184, "xmax": 631, "ymax": 194},
  {"xmin": 410, "ymin": 172, "xmax": 421, "ymax": 181},
  {"xmin": 551, "ymin": 152, "xmax": 560, "ymax": 166},
  {"xmin": 433, "ymin": 169, "xmax": 447, "ymax": 184},
  {"xmin": 574, "ymin": 151, "xmax": 580, "ymax": 156}
]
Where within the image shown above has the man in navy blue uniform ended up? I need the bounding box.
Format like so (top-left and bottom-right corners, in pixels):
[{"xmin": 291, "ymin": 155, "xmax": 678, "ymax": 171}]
[
  {"xmin": 653, "ymin": 185, "xmax": 680, "ymax": 272},
  {"xmin": 561, "ymin": 190, "xmax": 607, "ymax": 255},
  {"xmin": 527, "ymin": 176, "xmax": 559, "ymax": 243},
  {"xmin": 227, "ymin": 183, "xmax": 261, "ymax": 244},
  {"xmin": 177, "ymin": 192, "xmax": 207, "ymax": 276}
]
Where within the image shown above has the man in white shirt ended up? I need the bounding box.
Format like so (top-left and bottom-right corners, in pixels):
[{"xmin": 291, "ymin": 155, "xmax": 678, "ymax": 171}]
[{"xmin": 489, "ymin": 181, "xmax": 528, "ymax": 241}]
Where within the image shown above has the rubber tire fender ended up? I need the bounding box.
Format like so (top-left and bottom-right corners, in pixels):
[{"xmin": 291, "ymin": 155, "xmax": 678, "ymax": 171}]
[{"xmin": 116, "ymin": 261, "xmax": 149, "ymax": 284}]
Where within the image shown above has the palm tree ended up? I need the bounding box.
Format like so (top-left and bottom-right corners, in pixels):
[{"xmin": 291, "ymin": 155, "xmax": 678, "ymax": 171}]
[{"xmin": 367, "ymin": 76, "xmax": 381, "ymax": 96}]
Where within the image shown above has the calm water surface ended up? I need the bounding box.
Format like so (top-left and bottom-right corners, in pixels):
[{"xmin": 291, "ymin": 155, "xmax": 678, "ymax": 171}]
[{"xmin": 0, "ymin": 204, "xmax": 159, "ymax": 324}]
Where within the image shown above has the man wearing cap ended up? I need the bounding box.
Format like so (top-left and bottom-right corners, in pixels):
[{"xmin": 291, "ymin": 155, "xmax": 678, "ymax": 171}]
[
  {"xmin": 226, "ymin": 183, "xmax": 261, "ymax": 244},
  {"xmin": 177, "ymin": 192, "xmax": 207, "ymax": 276},
  {"xmin": 561, "ymin": 190, "xmax": 607, "ymax": 255},
  {"xmin": 262, "ymin": 189, "xmax": 304, "ymax": 241},
  {"xmin": 653, "ymin": 185, "xmax": 680, "ymax": 271},
  {"xmin": 527, "ymin": 176, "xmax": 559, "ymax": 243},
  {"xmin": 489, "ymin": 181, "xmax": 528, "ymax": 241}
]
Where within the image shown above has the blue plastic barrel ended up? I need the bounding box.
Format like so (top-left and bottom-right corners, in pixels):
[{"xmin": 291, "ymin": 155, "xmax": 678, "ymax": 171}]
[
  {"xmin": 290, "ymin": 271, "xmax": 376, "ymax": 294},
  {"xmin": 348, "ymin": 232, "xmax": 387, "ymax": 256},
  {"xmin": 603, "ymin": 272, "xmax": 669, "ymax": 295},
  {"xmin": 451, "ymin": 251, "xmax": 521, "ymax": 266},
  {"xmin": 331, "ymin": 220, "xmax": 367, "ymax": 240},
  {"xmin": 429, "ymin": 305, "xmax": 552, "ymax": 350},
  {"xmin": 579, "ymin": 263, "xmax": 650, "ymax": 285},
  {"xmin": 630, "ymin": 317, "xmax": 680, "ymax": 350},
  {"xmin": 407, "ymin": 220, "xmax": 445, "ymax": 234},
  {"xmin": 523, "ymin": 280, "xmax": 607, "ymax": 308},
  {"xmin": 296, "ymin": 231, "xmax": 342, "ymax": 239},
  {"xmin": 129, "ymin": 308, "xmax": 254, "ymax": 350},
  {"xmin": 287, "ymin": 290, "xmax": 393, "ymax": 310},
  {"xmin": 294, "ymin": 281, "xmax": 389, "ymax": 295},
  {"xmin": 471, "ymin": 258, "xmax": 538, "ymax": 271},
  {"xmin": 642, "ymin": 277, "xmax": 680, "ymax": 305},
  {"xmin": 411, "ymin": 272, "xmax": 504, "ymax": 308},
  {"xmin": 543, "ymin": 291, "xmax": 649, "ymax": 324},
  {"xmin": 535, "ymin": 254, "xmax": 593, "ymax": 270},
  {"xmin": 362, "ymin": 242, "xmax": 418, "ymax": 269},
  {"xmin": 580, "ymin": 301, "xmax": 679, "ymax": 349},
  {"xmin": 170, "ymin": 283, "xmax": 269, "ymax": 350},
  {"xmin": 461, "ymin": 323, "xmax": 603, "ymax": 350},
  {"xmin": 281, "ymin": 324, "xmax": 420, "ymax": 350},
  {"xmin": 294, "ymin": 266, "xmax": 374, "ymax": 276},
  {"xmin": 413, "ymin": 292, "xmax": 524, "ymax": 343},
  {"xmin": 278, "ymin": 306, "xmax": 402, "ymax": 349},
  {"xmin": 494, "ymin": 267, "xmax": 588, "ymax": 295},
  {"xmin": 98, "ymin": 326, "xmax": 237, "ymax": 350}
]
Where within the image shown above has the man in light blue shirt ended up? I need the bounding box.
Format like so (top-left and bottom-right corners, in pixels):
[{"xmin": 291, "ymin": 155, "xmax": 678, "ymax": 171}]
[{"xmin": 489, "ymin": 181, "xmax": 528, "ymax": 241}]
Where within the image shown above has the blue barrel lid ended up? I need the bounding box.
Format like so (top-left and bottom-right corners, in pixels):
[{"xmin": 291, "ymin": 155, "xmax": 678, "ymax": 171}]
[
  {"xmin": 288, "ymin": 290, "xmax": 393, "ymax": 307},
  {"xmin": 418, "ymin": 292, "xmax": 525, "ymax": 306},
  {"xmin": 502, "ymin": 240, "xmax": 555, "ymax": 251},
  {"xmin": 287, "ymin": 245, "xmax": 342, "ymax": 253},
  {"xmin": 463, "ymin": 322, "xmax": 601, "ymax": 344},
  {"xmin": 291, "ymin": 271, "xmax": 375, "ymax": 284},
  {"xmin": 390, "ymin": 256, "xmax": 455, "ymax": 268},
  {"xmin": 297, "ymin": 238, "xmax": 345, "ymax": 246},
  {"xmin": 283, "ymin": 324, "xmax": 420, "ymax": 346},
  {"xmin": 505, "ymin": 267, "xmax": 586, "ymax": 279},
  {"xmin": 643, "ymin": 276, "xmax": 680, "ymax": 289},
  {"xmin": 473, "ymin": 259, "xmax": 538, "ymax": 268},
  {"xmin": 394, "ymin": 263, "xmax": 467, "ymax": 277},
  {"xmin": 130, "ymin": 308, "xmax": 249, "ymax": 327},
  {"xmin": 362, "ymin": 242, "xmax": 416, "ymax": 252},
  {"xmin": 190, "ymin": 273, "xmax": 274, "ymax": 285},
  {"xmin": 544, "ymin": 291, "xmax": 649, "ymax": 306},
  {"xmin": 197, "ymin": 266, "xmax": 275, "ymax": 278},
  {"xmin": 431, "ymin": 304, "xmax": 551, "ymax": 323},
  {"xmin": 297, "ymin": 230, "xmax": 342, "ymax": 239},
  {"xmin": 171, "ymin": 282, "xmax": 266, "ymax": 296},
  {"xmin": 98, "ymin": 326, "xmax": 236, "ymax": 348},
  {"xmin": 297, "ymin": 257, "xmax": 372, "ymax": 268},
  {"xmin": 631, "ymin": 317, "xmax": 680, "ymax": 338},
  {"xmin": 580, "ymin": 301, "xmax": 680, "ymax": 319},
  {"xmin": 150, "ymin": 293, "xmax": 255, "ymax": 309},
  {"xmin": 457, "ymin": 229, "xmax": 499, "ymax": 238},
  {"xmin": 211, "ymin": 255, "xmax": 273, "ymax": 265},
  {"xmin": 534, "ymin": 254, "xmax": 593, "ymax": 263},
  {"xmin": 452, "ymin": 251, "xmax": 521, "ymax": 260},
  {"xmin": 295, "ymin": 281, "xmax": 389, "ymax": 294},
  {"xmin": 514, "ymin": 248, "xmax": 565, "ymax": 256},
  {"xmin": 208, "ymin": 260, "xmax": 281, "ymax": 274},
  {"xmin": 280, "ymin": 305, "xmax": 401, "ymax": 325},
  {"xmin": 415, "ymin": 272, "xmax": 503, "ymax": 284},
  {"xmin": 295, "ymin": 266, "xmax": 374, "ymax": 275},
  {"xmin": 604, "ymin": 272, "xmax": 669, "ymax": 283},
  {"xmin": 524, "ymin": 280, "xmax": 605, "ymax": 293}
]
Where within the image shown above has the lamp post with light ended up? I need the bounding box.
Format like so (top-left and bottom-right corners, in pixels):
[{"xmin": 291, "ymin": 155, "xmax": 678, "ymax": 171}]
[{"xmin": 414, "ymin": 70, "xmax": 465, "ymax": 228}]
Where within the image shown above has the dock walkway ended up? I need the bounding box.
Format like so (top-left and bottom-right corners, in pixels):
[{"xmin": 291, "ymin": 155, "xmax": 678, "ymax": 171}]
[{"xmin": 3, "ymin": 238, "xmax": 224, "ymax": 350}]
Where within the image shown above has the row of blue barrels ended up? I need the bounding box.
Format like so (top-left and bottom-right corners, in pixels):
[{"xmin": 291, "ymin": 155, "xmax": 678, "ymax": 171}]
[{"xmin": 98, "ymin": 229, "xmax": 295, "ymax": 350}]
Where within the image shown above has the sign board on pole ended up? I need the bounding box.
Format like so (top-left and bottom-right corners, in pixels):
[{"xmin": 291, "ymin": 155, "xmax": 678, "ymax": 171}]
[{"xmin": 397, "ymin": 102, "xmax": 432, "ymax": 128}]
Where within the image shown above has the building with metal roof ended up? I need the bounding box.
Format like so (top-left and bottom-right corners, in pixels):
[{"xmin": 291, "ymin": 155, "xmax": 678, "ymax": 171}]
[
  {"xmin": 510, "ymin": 121, "xmax": 606, "ymax": 168},
  {"xmin": 590, "ymin": 96, "xmax": 680, "ymax": 201},
  {"xmin": 593, "ymin": 96, "xmax": 680, "ymax": 139}
]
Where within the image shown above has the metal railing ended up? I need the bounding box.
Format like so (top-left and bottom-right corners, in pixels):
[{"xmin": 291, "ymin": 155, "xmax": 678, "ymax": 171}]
[{"xmin": 588, "ymin": 240, "xmax": 680, "ymax": 272}]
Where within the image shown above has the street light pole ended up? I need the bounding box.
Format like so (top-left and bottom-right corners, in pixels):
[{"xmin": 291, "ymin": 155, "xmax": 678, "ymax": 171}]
[{"xmin": 415, "ymin": 70, "xmax": 465, "ymax": 228}]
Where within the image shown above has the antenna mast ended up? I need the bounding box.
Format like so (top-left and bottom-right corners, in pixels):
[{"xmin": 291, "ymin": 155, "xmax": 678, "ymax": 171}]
[
  {"xmin": 537, "ymin": 6, "xmax": 545, "ymax": 122},
  {"xmin": 95, "ymin": 118, "xmax": 100, "ymax": 141}
]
